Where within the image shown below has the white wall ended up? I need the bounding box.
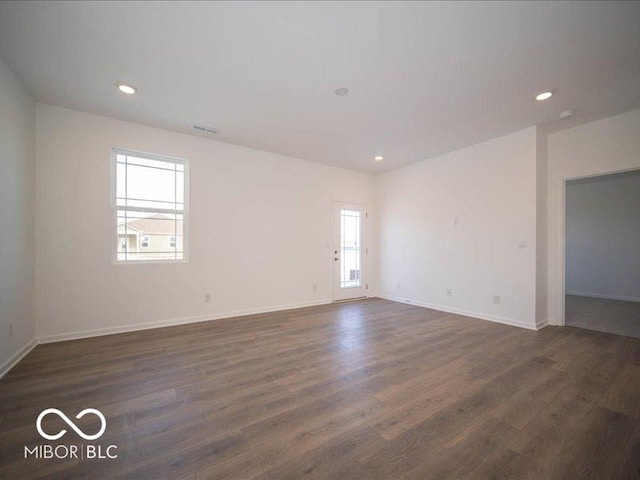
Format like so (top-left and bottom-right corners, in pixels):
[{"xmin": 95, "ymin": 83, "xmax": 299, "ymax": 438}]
[
  {"xmin": 376, "ymin": 127, "xmax": 539, "ymax": 329},
  {"xmin": 565, "ymin": 171, "xmax": 640, "ymax": 302},
  {"xmin": 547, "ymin": 108, "xmax": 640, "ymax": 325},
  {"xmin": 0, "ymin": 55, "xmax": 36, "ymax": 375},
  {"xmin": 35, "ymin": 104, "xmax": 374, "ymax": 341},
  {"xmin": 535, "ymin": 130, "xmax": 548, "ymax": 326}
]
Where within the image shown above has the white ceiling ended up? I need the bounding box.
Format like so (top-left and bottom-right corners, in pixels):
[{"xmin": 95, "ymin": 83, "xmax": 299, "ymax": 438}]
[{"xmin": 1, "ymin": 1, "xmax": 639, "ymax": 173}]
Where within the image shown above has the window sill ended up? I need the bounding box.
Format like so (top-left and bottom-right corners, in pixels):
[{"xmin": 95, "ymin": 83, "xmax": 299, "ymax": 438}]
[{"xmin": 113, "ymin": 259, "xmax": 189, "ymax": 265}]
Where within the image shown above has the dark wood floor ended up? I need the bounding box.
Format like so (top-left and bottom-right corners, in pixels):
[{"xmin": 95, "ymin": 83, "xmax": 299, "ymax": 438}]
[{"xmin": 1, "ymin": 298, "xmax": 639, "ymax": 479}]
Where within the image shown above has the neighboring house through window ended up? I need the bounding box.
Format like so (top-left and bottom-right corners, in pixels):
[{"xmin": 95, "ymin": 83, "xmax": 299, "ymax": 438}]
[{"xmin": 114, "ymin": 149, "xmax": 187, "ymax": 262}]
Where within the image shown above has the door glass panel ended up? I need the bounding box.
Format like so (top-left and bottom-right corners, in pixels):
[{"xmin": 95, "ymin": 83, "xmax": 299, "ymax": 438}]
[{"xmin": 340, "ymin": 209, "xmax": 361, "ymax": 288}]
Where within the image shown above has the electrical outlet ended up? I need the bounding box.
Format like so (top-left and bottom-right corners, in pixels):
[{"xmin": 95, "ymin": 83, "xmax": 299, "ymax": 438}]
[
  {"xmin": 204, "ymin": 293, "xmax": 211, "ymax": 303},
  {"xmin": 446, "ymin": 289, "xmax": 453, "ymax": 297},
  {"xmin": 395, "ymin": 282, "xmax": 401, "ymax": 289},
  {"xmin": 8, "ymin": 322, "xmax": 13, "ymax": 337},
  {"xmin": 453, "ymin": 216, "xmax": 460, "ymax": 226},
  {"xmin": 312, "ymin": 284, "xmax": 318, "ymax": 292},
  {"xmin": 493, "ymin": 295, "xmax": 501, "ymax": 304}
]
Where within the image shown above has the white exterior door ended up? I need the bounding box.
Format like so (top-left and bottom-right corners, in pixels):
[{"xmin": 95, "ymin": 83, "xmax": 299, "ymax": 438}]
[{"xmin": 333, "ymin": 202, "xmax": 367, "ymax": 301}]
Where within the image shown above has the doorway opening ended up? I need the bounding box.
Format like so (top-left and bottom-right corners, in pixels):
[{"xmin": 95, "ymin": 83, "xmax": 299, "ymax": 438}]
[{"xmin": 563, "ymin": 169, "xmax": 640, "ymax": 338}]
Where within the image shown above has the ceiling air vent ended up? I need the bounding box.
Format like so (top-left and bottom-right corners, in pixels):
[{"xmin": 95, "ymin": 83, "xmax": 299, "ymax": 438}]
[{"xmin": 193, "ymin": 125, "xmax": 221, "ymax": 134}]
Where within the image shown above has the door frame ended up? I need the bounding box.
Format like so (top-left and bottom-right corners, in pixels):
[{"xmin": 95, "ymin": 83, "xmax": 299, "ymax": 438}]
[
  {"xmin": 331, "ymin": 201, "xmax": 369, "ymax": 302},
  {"xmin": 558, "ymin": 166, "xmax": 640, "ymax": 326}
]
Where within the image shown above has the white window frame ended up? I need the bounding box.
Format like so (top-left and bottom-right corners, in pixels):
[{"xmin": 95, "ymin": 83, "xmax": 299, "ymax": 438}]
[{"xmin": 111, "ymin": 148, "xmax": 189, "ymax": 264}]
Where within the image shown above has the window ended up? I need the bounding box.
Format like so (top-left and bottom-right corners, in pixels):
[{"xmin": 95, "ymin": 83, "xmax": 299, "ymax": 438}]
[
  {"xmin": 114, "ymin": 149, "xmax": 187, "ymax": 262},
  {"xmin": 340, "ymin": 209, "xmax": 362, "ymax": 288}
]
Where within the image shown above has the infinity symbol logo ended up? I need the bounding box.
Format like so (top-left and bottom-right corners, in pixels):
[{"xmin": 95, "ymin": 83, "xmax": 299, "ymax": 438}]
[{"xmin": 36, "ymin": 408, "xmax": 107, "ymax": 441}]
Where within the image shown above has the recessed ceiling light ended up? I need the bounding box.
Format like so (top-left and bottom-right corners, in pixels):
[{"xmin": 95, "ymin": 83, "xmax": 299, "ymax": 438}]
[
  {"xmin": 374, "ymin": 155, "xmax": 384, "ymax": 161},
  {"xmin": 116, "ymin": 83, "xmax": 137, "ymax": 95},
  {"xmin": 535, "ymin": 91, "xmax": 553, "ymax": 101},
  {"xmin": 334, "ymin": 87, "xmax": 349, "ymax": 96}
]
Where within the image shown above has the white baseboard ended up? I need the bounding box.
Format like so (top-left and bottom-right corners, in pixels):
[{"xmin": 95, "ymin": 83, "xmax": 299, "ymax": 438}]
[
  {"xmin": 378, "ymin": 294, "xmax": 538, "ymax": 331},
  {"xmin": 566, "ymin": 291, "xmax": 640, "ymax": 303},
  {"xmin": 37, "ymin": 298, "xmax": 333, "ymax": 344},
  {"xmin": 536, "ymin": 317, "xmax": 549, "ymax": 330},
  {"xmin": 0, "ymin": 338, "xmax": 38, "ymax": 379}
]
